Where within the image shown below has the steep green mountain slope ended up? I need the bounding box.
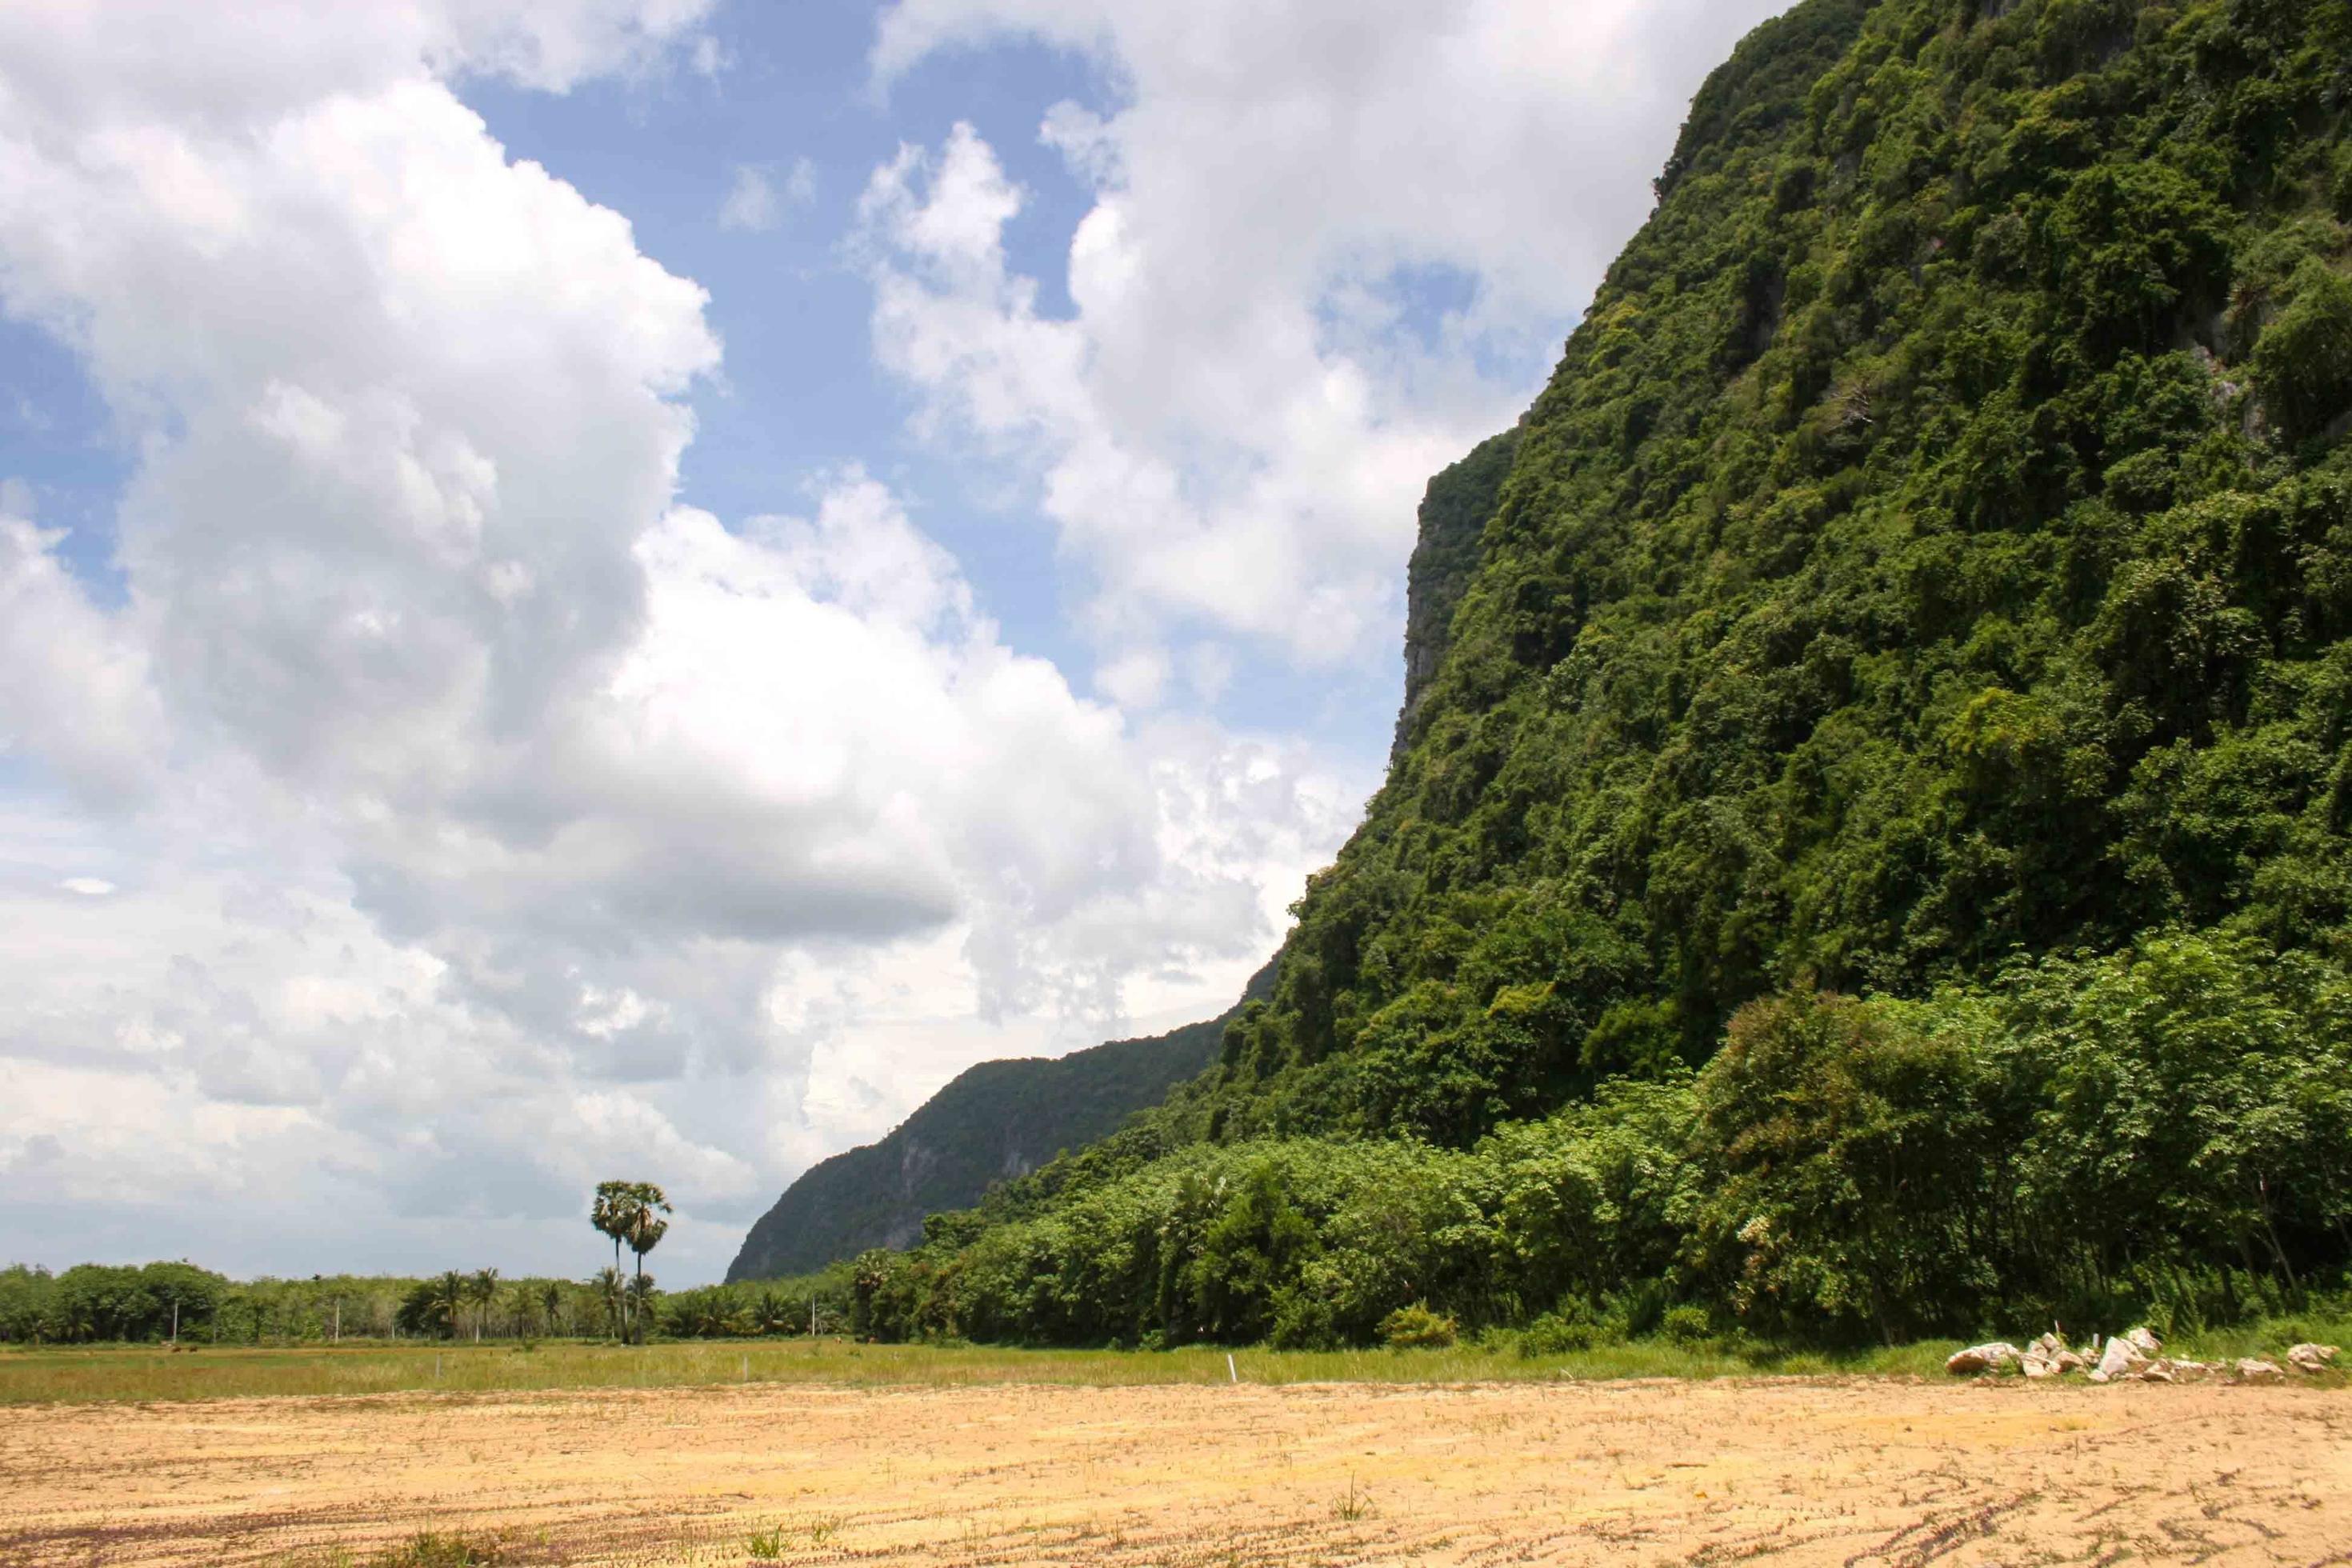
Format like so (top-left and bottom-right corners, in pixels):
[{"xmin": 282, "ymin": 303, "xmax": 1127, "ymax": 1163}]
[
  {"xmin": 851, "ymin": 0, "xmax": 2352, "ymax": 1349},
  {"xmin": 726, "ymin": 968, "xmax": 1272, "ymax": 1280}
]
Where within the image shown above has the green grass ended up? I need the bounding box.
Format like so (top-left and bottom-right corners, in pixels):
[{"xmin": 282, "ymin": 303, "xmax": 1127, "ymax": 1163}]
[
  {"xmin": 0, "ymin": 1335, "xmax": 1918, "ymax": 1404},
  {"xmin": 276, "ymin": 1529, "xmax": 522, "ymax": 1568},
  {"xmin": 2, "ymin": 1318, "xmax": 2338, "ymax": 1406}
]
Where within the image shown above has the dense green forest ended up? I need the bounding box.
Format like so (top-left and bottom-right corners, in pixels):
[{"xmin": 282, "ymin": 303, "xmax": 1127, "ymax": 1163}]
[
  {"xmin": 840, "ymin": 0, "xmax": 2352, "ymax": 1350},
  {"xmin": 726, "ymin": 967, "xmax": 1272, "ymax": 1281}
]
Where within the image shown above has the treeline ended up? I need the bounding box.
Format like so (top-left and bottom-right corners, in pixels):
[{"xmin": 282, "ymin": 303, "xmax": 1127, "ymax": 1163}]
[
  {"xmin": 845, "ymin": 932, "xmax": 2351, "ymax": 1350},
  {"xmin": 657, "ymin": 1267, "xmax": 855, "ymax": 1339},
  {"xmin": 0, "ymin": 1259, "xmax": 861, "ymax": 1346},
  {"xmin": 0, "ymin": 1262, "xmax": 230, "ymax": 1345},
  {"xmin": 1, "ymin": 1264, "xmax": 628, "ymax": 1346}
]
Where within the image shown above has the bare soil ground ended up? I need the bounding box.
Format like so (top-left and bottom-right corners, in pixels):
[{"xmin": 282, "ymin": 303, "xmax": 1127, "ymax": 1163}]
[{"xmin": 2, "ymin": 1378, "xmax": 2347, "ymax": 1566}]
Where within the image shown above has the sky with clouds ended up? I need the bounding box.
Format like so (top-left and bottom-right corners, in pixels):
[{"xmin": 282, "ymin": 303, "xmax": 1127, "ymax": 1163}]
[{"xmin": 0, "ymin": 0, "xmax": 1787, "ymax": 1284}]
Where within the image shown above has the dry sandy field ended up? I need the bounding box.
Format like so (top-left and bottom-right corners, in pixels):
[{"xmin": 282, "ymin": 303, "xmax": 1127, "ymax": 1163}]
[{"xmin": 3, "ymin": 1378, "xmax": 2348, "ymax": 1567}]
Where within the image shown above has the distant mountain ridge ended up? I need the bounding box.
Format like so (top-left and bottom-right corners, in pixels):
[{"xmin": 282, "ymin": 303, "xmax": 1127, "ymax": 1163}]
[{"xmin": 725, "ymin": 964, "xmax": 1274, "ymax": 1281}]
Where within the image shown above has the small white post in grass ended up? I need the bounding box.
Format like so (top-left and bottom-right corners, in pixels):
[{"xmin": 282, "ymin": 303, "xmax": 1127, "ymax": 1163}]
[
  {"xmin": 1228, "ymin": 1354, "xmax": 1238, "ymax": 1384},
  {"xmin": 741, "ymin": 1354, "xmax": 748, "ymax": 1382},
  {"xmin": 435, "ymin": 1354, "xmax": 442, "ymax": 1380}
]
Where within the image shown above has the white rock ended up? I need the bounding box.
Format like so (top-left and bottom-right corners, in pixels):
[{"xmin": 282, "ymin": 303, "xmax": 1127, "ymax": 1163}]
[
  {"xmin": 2286, "ymin": 1343, "xmax": 2338, "ymax": 1374},
  {"xmin": 2236, "ymin": 1358, "xmax": 2286, "ymax": 1382},
  {"xmin": 2124, "ymin": 1326, "xmax": 2163, "ymax": 1356},
  {"xmin": 2094, "ymin": 1338, "xmax": 2146, "ymax": 1382},
  {"xmin": 1946, "ymin": 1342, "xmax": 2021, "ymax": 1375}
]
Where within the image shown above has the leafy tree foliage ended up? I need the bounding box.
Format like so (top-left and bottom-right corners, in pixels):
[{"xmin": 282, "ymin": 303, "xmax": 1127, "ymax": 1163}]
[
  {"xmin": 591, "ymin": 1179, "xmax": 670, "ymax": 1342},
  {"xmin": 837, "ymin": 933, "xmax": 2347, "ymax": 1348},
  {"xmin": 0, "ymin": 1262, "xmax": 226, "ymax": 1343}
]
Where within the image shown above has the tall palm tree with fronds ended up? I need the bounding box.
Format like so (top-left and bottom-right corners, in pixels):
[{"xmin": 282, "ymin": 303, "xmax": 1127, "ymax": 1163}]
[
  {"xmin": 540, "ymin": 1280, "xmax": 565, "ymax": 1337},
  {"xmin": 466, "ymin": 1268, "xmax": 500, "ymax": 1342},
  {"xmin": 426, "ymin": 1270, "xmax": 466, "ymax": 1341},
  {"xmin": 623, "ymin": 1194, "xmax": 670, "ymax": 1344},
  {"xmin": 591, "ymin": 1181, "xmax": 644, "ymax": 1340}
]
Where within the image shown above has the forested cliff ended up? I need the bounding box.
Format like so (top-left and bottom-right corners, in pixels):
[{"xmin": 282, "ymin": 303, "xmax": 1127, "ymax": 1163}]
[{"xmin": 846, "ymin": 0, "xmax": 2352, "ymax": 1349}]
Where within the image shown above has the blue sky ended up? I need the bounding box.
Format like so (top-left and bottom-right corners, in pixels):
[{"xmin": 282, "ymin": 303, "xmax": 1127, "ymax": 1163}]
[
  {"xmin": 0, "ymin": 0, "xmax": 1785, "ymax": 1282},
  {"xmin": 458, "ymin": 14, "xmax": 1478, "ymax": 753}
]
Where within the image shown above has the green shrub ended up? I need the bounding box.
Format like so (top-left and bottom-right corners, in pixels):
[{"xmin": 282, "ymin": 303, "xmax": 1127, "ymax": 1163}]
[
  {"xmin": 376, "ymin": 1534, "xmax": 504, "ymax": 1568},
  {"xmin": 1518, "ymin": 1312, "xmax": 1598, "ymax": 1357},
  {"xmin": 1658, "ymin": 1306, "xmax": 1714, "ymax": 1346},
  {"xmin": 1378, "ymin": 1304, "xmax": 1458, "ymax": 1349},
  {"xmin": 2253, "ymin": 261, "xmax": 2352, "ymax": 440}
]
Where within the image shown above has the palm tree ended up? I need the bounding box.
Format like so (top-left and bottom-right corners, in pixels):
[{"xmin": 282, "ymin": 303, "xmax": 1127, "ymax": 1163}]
[
  {"xmin": 466, "ymin": 1268, "xmax": 500, "ymax": 1342},
  {"xmin": 426, "ymin": 1270, "xmax": 466, "ymax": 1341},
  {"xmin": 626, "ymin": 1270, "xmax": 658, "ymax": 1341},
  {"xmin": 623, "ymin": 1186, "xmax": 671, "ymax": 1345},
  {"xmin": 591, "ymin": 1179, "xmax": 672, "ymax": 1344},
  {"xmin": 591, "ymin": 1181, "xmax": 643, "ymax": 1340},
  {"xmin": 540, "ymin": 1280, "xmax": 565, "ymax": 1337},
  {"xmin": 594, "ymin": 1266, "xmax": 625, "ymax": 1341}
]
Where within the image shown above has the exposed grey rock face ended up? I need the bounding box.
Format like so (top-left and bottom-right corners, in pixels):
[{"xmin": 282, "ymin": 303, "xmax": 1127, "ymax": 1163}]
[{"xmin": 1392, "ymin": 427, "xmax": 1521, "ymax": 762}]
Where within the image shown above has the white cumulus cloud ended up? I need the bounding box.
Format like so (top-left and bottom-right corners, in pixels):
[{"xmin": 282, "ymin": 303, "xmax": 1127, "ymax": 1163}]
[
  {"xmin": 0, "ymin": 0, "xmax": 1364, "ymax": 1280},
  {"xmin": 719, "ymin": 156, "xmax": 817, "ymax": 232},
  {"xmin": 858, "ymin": 0, "xmax": 1788, "ymax": 681}
]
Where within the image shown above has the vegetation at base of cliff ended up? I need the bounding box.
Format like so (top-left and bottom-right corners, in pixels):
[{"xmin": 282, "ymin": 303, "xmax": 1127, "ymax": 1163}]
[
  {"xmin": 850, "ymin": 934, "xmax": 2350, "ymax": 1348},
  {"xmin": 726, "ymin": 970, "xmax": 1270, "ymax": 1282},
  {"xmin": 841, "ymin": 0, "xmax": 2352, "ymax": 1350}
]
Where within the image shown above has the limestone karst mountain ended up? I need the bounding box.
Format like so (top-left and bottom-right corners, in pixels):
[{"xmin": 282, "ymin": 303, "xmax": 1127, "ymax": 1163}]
[{"xmin": 768, "ymin": 0, "xmax": 2352, "ymax": 1346}]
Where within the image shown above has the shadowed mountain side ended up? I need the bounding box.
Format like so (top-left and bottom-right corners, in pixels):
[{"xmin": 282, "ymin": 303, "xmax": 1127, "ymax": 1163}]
[{"xmin": 726, "ymin": 962, "xmax": 1276, "ymax": 1281}]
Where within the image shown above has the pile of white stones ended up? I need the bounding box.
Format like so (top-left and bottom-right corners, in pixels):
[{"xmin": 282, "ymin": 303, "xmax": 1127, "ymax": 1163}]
[{"xmin": 1945, "ymin": 1330, "xmax": 2338, "ymax": 1383}]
